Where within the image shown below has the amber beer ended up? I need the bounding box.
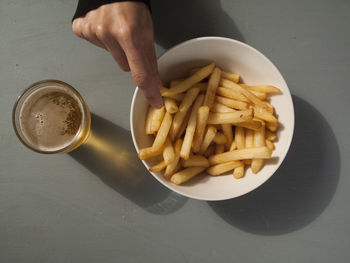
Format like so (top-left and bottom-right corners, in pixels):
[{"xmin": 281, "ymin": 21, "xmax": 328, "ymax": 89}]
[{"xmin": 13, "ymin": 80, "xmax": 91, "ymax": 153}]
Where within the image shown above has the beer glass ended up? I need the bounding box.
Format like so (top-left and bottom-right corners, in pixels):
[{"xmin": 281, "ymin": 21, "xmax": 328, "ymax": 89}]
[{"xmin": 13, "ymin": 80, "xmax": 91, "ymax": 154}]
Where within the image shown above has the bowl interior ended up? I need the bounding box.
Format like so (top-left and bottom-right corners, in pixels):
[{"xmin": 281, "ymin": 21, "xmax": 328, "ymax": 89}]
[{"xmin": 131, "ymin": 37, "xmax": 294, "ymax": 200}]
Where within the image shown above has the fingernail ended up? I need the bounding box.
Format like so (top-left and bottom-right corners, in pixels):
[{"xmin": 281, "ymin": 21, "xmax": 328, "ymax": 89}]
[{"xmin": 153, "ymin": 100, "xmax": 164, "ymax": 109}]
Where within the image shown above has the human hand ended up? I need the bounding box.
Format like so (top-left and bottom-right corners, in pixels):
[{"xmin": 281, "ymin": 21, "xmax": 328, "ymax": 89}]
[{"xmin": 72, "ymin": 1, "xmax": 163, "ymax": 108}]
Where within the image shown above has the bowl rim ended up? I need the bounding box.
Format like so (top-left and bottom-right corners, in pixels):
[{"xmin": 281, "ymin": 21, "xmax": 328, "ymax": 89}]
[{"xmin": 130, "ymin": 36, "xmax": 295, "ymax": 201}]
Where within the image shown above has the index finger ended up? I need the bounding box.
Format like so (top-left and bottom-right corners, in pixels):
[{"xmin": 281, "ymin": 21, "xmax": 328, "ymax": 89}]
[{"xmin": 122, "ymin": 37, "xmax": 163, "ymax": 108}]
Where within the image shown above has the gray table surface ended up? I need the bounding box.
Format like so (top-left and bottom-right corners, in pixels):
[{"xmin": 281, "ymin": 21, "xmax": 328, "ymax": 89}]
[{"xmin": 1, "ymin": 0, "xmax": 349, "ymax": 262}]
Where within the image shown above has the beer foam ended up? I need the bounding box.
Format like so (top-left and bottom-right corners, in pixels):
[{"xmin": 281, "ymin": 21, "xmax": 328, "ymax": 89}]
[{"xmin": 19, "ymin": 84, "xmax": 84, "ymax": 152}]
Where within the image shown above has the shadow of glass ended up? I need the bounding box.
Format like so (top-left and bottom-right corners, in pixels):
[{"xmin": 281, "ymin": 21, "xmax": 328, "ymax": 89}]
[
  {"xmin": 208, "ymin": 95, "xmax": 340, "ymax": 235},
  {"xmin": 69, "ymin": 114, "xmax": 187, "ymax": 214},
  {"xmin": 152, "ymin": 0, "xmax": 245, "ymax": 49}
]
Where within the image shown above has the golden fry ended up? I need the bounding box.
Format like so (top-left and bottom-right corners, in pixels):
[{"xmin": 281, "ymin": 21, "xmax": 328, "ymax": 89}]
[
  {"xmin": 170, "ymin": 166, "xmax": 206, "ymax": 185},
  {"xmin": 199, "ymin": 125, "xmax": 217, "ymax": 155},
  {"xmin": 266, "ymin": 130, "xmax": 277, "ymax": 141},
  {"xmin": 163, "ymin": 138, "xmax": 175, "ymax": 165},
  {"xmin": 182, "ymin": 155, "xmax": 210, "ymax": 168},
  {"xmin": 207, "ymin": 109, "xmax": 253, "ymax": 125},
  {"xmin": 215, "ymin": 96, "xmax": 249, "ymax": 110},
  {"xmin": 149, "ymin": 160, "xmax": 167, "ymax": 172},
  {"xmin": 164, "ymin": 139, "xmax": 183, "ymax": 178},
  {"xmin": 164, "ymin": 97, "xmax": 179, "ymax": 114},
  {"xmin": 152, "ymin": 112, "xmax": 172, "ymax": 151},
  {"xmin": 251, "ymin": 126, "xmax": 265, "ymax": 174},
  {"xmin": 216, "ymin": 87, "xmax": 249, "ymax": 102},
  {"xmin": 234, "ymin": 126, "xmax": 245, "ymax": 149},
  {"xmin": 221, "ymin": 124, "xmax": 233, "ymax": 150},
  {"xmin": 212, "ymin": 103, "xmax": 236, "ymax": 113},
  {"xmin": 213, "ymin": 132, "xmax": 228, "ymax": 145},
  {"xmin": 180, "ymin": 94, "xmax": 205, "ymax": 160},
  {"xmin": 220, "ymin": 79, "xmax": 269, "ymax": 109},
  {"xmin": 215, "ymin": 143, "xmax": 225, "ymax": 154},
  {"xmin": 254, "ymin": 105, "xmax": 277, "ymax": 123},
  {"xmin": 221, "ymin": 71, "xmax": 240, "ymax": 83},
  {"xmin": 170, "ymin": 87, "xmax": 200, "ymax": 140},
  {"xmin": 240, "ymin": 84, "xmax": 281, "ymax": 94},
  {"xmin": 192, "ymin": 106, "xmax": 210, "ymax": 153},
  {"xmin": 207, "ymin": 161, "xmax": 243, "ymax": 176},
  {"xmin": 204, "ymin": 67, "xmax": 221, "ymax": 109},
  {"xmin": 265, "ymin": 139, "xmax": 275, "ymax": 151},
  {"xmin": 233, "ymin": 164, "xmax": 245, "ymax": 179},
  {"xmin": 138, "ymin": 146, "xmax": 164, "ymax": 160},
  {"xmin": 209, "ymin": 147, "xmax": 272, "ymax": 165},
  {"xmin": 161, "ymin": 62, "xmax": 215, "ymax": 96},
  {"xmin": 235, "ymin": 119, "xmax": 264, "ymax": 131}
]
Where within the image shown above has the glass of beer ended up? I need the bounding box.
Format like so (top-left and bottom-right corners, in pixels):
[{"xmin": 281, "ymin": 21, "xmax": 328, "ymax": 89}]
[{"xmin": 12, "ymin": 80, "xmax": 91, "ymax": 154}]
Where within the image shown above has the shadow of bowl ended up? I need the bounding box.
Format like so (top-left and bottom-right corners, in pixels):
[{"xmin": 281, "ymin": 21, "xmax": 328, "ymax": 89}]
[{"xmin": 208, "ymin": 95, "xmax": 340, "ymax": 235}]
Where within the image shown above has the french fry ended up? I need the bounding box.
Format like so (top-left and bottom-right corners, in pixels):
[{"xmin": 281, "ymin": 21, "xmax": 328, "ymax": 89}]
[
  {"xmin": 166, "ymin": 93, "xmax": 185, "ymax": 102},
  {"xmin": 235, "ymin": 119, "xmax": 264, "ymax": 131},
  {"xmin": 266, "ymin": 121, "xmax": 278, "ymax": 132},
  {"xmin": 244, "ymin": 129, "xmax": 254, "ymax": 165},
  {"xmin": 215, "ymin": 96, "xmax": 248, "ymax": 110},
  {"xmin": 245, "ymin": 129, "xmax": 254, "ymax": 148},
  {"xmin": 138, "ymin": 146, "xmax": 164, "ymax": 160},
  {"xmin": 182, "ymin": 155, "xmax": 210, "ymax": 168},
  {"xmin": 217, "ymin": 87, "xmax": 249, "ymax": 102},
  {"xmin": 164, "ymin": 139, "xmax": 183, "ymax": 178},
  {"xmin": 207, "ymin": 109, "xmax": 253, "ymax": 125},
  {"xmin": 221, "ymin": 71, "xmax": 240, "ymax": 83},
  {"xmin": 176, "ymin": 108, "xmax": 191, "ymax": 140},
  {"xmin": 145, "ymin": 106, "xmax": 155, "ymax": 134},
  {"xmin": 161, "ymin": 62, "xmax": 215, "ymax": 96},
  {"xmin": 212, "ymin": 103, "xmax": 236, "ymax": 113},
  {"xmin": 251, "ymin": 126, "xmax": 265, "ymax": 174},
  {"xmin": 233, "ymin": 164, "xmax": 245, "ymax": 179},
  {"xmin": 266, "ymin": 130, "xmax": 277, "ymax": 141},
  {"xmin": 209, "ymin": 147, "xmax": 272, "ymax": 165},
  {"xmin": 145, "ymin": 106, "xmax": 165, "ymax": 134},
  {"xmin": 149, "ymin": 160, "xmax": 167, "ymax": 172},
  {"xmin": 188, "ymin": 67, "xmax": 201, "ymax": 76},
  {"xmin": 250, "ymin": 90, "xmax": 267, "ymax": 100},
  {"xmin": 180, "ymin": 94, "xmax": 205, "ymax": 160},
  {"xmin": 170, "ymin": 79, "xmax": 185, "ymax": 88},
  {"xmin": 254, "ymin": 105, "xmax": 277, "ymax": 123},
  {"xmin": 199, "ymin": 125, "xmax": 217, "ymax": 155},
  {"xmin": 213, "ymin": 132, "xmax": 227, "ymax": 145},
  {"xmin": 204, "ymin": 67, "xmax": 221, "ymax": 109},
  {"xmin": 192, "ymin": 106, "xmax": 210, "ymax": 153},
  {"xmin": 221, "ymin": 124, "xmax": 233, "ymax": 150},
  {"xmin": 235, "ymin": 126, "xmax": 245, "ymax": 149},
  {"xmin": 220, "ymin": 79, "xmax": 269, "ymax": 109},
  {"xmin": 164, "ymin": 97, "xmax": 178, "ymax": 114},
  {"xmin": 170, "ymin": 166, "xmax": 206, "ymax": 185},
  {"xmin": 152, "ymin": 112, "xmax": 172, "ymax": 151},
  {"xmin": 240, "ymin": 84, "xmax": 281, "ymax": 94},
  {"xmin": 204, "ymin": 144, "xmax": 216, "ymax": 158},
  {"xmin": 207, "ymin": 160, "xmax": 243, "ymax": 176},
  {"xmin": 163, "ymin": 138, "xmax": 175, "ymax": 165},
  {"xmin": 193, "ymin": 82, "xmax": 208, "ymax": 93},
  {"xmin": 170, "ymin": 87, "xmax": 200, "ymax": 140},
  {"xmin": 265, "ymin": 139, "xmax": 275, "ymax": 151},
  {"xmin": 229, "ymin": 141, "xmax": 237, "ymax": 151},
  {"xmin": 215, "ymin": 143, "xmax": 225, "ymax": 154}
]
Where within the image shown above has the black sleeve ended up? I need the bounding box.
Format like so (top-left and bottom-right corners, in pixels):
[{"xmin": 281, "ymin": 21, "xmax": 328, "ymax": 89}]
[{"xmin": 72, "ymin": 0, "xmax": 151, "ymax": 21}]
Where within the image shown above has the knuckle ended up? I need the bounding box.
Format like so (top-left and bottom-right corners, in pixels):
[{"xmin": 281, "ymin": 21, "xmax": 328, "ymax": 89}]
[{"xmin": 95, "ymin": 24, "xmax": 109, "ymax": 39}]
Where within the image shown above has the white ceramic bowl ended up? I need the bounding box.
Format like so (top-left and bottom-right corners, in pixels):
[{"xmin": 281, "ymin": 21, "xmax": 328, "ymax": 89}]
[{"xmin": 130, "ymin": 37, "xmax": 294, "ymax": 201}]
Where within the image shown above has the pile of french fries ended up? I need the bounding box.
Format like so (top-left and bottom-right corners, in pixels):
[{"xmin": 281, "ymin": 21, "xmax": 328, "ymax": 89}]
[{"xmin": 138, "ymin": 62, "xmax": 281, "ymax": 185}]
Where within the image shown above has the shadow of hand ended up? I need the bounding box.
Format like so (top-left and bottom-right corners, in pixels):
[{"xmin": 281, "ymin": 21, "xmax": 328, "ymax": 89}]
[
  {"xmin": 69, "ymin": 114, "xmax": 187, "ymax": 214},
  {"xmin": 152, "ymin": 0, "xmax": 245, "ymax": 49},
  {"xmin": 209, "ymin": 95, "xmax": 340, "ymax": 235}
]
